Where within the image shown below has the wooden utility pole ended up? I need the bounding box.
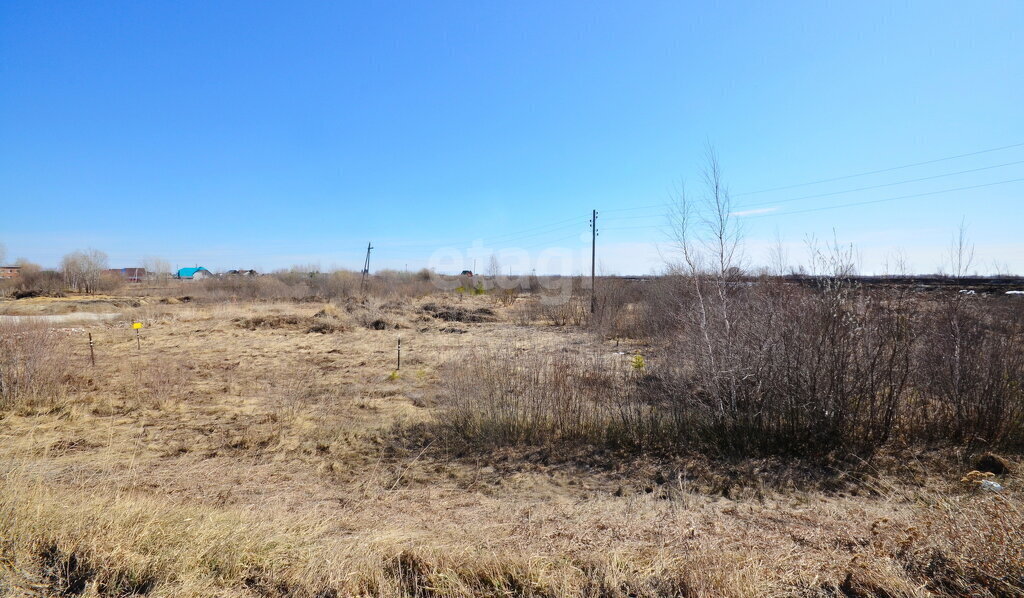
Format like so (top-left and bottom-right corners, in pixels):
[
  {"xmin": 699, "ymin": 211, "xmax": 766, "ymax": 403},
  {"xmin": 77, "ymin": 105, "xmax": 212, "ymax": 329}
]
[
  {"xmin": 590, "ymin": 209, "xmax": 598, "ymax": 313},
  {"xmin": 360, "ymin": 241, "xmax": 373, "ymax": 294}
]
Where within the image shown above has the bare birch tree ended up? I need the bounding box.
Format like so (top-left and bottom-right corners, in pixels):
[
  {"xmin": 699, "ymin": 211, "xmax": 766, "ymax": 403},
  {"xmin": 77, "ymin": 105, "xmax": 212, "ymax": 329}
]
[
  {"xmin": 667, "ymin": 146, "xmax": 744, "ymax": 418},
  {"xmin": 143, "ymin": 256, "xmax": 172, "ymax": 280},
  {"xmin": 61, "ymin": 249, "xmax": 108, "ymax": 293}
]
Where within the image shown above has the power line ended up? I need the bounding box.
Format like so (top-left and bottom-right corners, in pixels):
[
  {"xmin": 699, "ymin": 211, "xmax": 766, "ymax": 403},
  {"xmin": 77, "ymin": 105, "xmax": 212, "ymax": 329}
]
[
  {"xmin": 601, "ymin": 142, "xmax": 1024, "ymax": 215},
  {"xmin": 601, "ymin": 223, "xmax": 664, "ymax": 233},
  {"xmin": 598, "ymin": 151, "xmax": 1024, "ymax": 219},
  {"xmin": 379, "ymin": 215, "xmax": 588, "ymax": 250},
  {"xmin": 601, "ymin": 212, "xmax": 667, "ymax": 221},
  {"xmin": 520, "ymin": 232, "xmax": 585, "ymax": 250},
  {"xmin": 735, "ymin": 159, "xmax": 1024, "ymax": 210},
  {"xmin": 487, "ymin": 220, "xmax": 588, "ymax": 245},
  {"xmin": 599, "ymin": 176, "xmax": 1024, "ymax": 231},
  {"xmin": 743, "ymin": 176, "xmax": 1024, "ymax": 219},
  {"xmin": 602, "ymin": 202, "xmax": 670, "ymax": 214},
  {"xmin": 734, "ymin": 141, "xmax": 1024, "ymax": 197},
  {"xmin": 470, "ymin": 215, "xmax": 586, "ymax": 244}
]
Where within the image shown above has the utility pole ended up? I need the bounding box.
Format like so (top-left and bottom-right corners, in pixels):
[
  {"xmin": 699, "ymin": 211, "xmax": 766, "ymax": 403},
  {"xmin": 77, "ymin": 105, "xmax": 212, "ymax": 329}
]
[
  {"xmin": 590, "ymin": 209, "xmax": 598, "ymax": 313},
  {"xmin": 360, "ymin": 241, "xmax": 373, "ymax": 295}
]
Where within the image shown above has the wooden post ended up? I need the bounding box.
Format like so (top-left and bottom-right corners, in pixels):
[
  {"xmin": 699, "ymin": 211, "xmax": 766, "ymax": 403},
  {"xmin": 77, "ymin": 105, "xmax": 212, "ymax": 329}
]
[
  {"xmin": 88, "ymin": 333, "xmax": 95, "ymax": 366},
  {"xmin": 397, "ymin": 336, "xmax": 401, "ymax": 371},
  {"xmin": 360, "ymin": 241, "xmax": 373, "ymax": 295},
  {"xmin": 136, "ymin": 328, "xmax": 141, "ymax": 351},
  {"xmin": 590, "ymin": 209, "xmax": 598, "ymax": 313}
]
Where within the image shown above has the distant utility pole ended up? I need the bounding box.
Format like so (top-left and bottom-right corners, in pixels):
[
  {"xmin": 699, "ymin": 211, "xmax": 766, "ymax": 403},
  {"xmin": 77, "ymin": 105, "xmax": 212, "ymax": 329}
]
[
  {"xmin": 590, "ymin": 209, "xmax": 598, "ymax": 313},
  {"xmin": 360, "ymin": 241, "xmax": 373, "ymax": 295}
]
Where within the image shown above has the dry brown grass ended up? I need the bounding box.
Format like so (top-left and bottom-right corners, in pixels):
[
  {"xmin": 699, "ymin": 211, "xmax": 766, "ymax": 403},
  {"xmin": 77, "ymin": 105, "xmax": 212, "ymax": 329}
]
[
  {"xmin": 0, "ymin": 321, "xmax": 74, "ymax": 413},
  {"xmin": 0, "ymin": 291, "xmax": 1021, "ymax": 597}
]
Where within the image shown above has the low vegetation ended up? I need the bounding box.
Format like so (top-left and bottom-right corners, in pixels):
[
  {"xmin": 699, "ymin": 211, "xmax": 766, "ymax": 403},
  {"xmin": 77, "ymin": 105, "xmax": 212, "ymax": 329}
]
[
  {"xmin": 447, "ymin": 277, "xmax": 1022, "ymax": 460},
  {"xmin": 1, "ymin": 260, "xmax": 1021, "ymax": 596}
]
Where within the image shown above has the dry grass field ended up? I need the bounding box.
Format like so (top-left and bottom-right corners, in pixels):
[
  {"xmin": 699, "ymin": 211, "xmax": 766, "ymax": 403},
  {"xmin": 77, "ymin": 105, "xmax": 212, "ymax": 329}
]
[{"xmin": 1, "ymin": 286, "xmax": 1021, "ymax": 597}]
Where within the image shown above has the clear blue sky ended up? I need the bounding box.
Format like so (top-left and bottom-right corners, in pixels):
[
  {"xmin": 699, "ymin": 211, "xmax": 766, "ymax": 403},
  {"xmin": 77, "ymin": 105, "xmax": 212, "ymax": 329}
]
[{"xmin": 2, "ymin": 1, "xmax": 1022, "ymax": 274}]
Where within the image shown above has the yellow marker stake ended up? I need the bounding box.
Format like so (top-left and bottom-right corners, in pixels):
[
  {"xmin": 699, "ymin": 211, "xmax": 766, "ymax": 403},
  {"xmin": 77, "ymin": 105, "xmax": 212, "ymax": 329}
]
[{"xmin": 133, "ymin": 322, "xmax": 143, "ymax": 349}]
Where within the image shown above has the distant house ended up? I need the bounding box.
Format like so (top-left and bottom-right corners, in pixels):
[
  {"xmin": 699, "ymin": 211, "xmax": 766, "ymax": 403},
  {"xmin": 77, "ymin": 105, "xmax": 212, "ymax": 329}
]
[
  {"xmin": 0, "ymin": 266, "xmax": 20, "ymax": 280},
  {"xmin": 105, "ymin": 268, "xmax": 147, "ymax": 283},
  {"xmin": 460, "ymin": 270, "xmax": 474, "ymax": 276},
  {"xmin": 225, "ymin": 269, "xmax": 258, "ymax": 277},
  {"xmin": 176, "ymin": 267, "xmax": 212, "ymax": 280}
]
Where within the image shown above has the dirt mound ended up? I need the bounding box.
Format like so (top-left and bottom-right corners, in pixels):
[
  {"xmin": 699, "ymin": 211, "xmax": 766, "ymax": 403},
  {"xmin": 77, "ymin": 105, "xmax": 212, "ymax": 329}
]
[
  {"xmin": 313, "ymin": 305, "xmax": 341, "ymax": 319},
  {"xmin": 309, "ymin": 306, "xmax": 349, "ymax": 333},
  {"xmin": 421, "ymin": 303, "xmax": 496, "ymax": 323},
  {"xmin": 12, "ymin": 289, "xmax": 65, "ymax": 299},
  {"xmin": 235, "ymin": 312, "xmax": 348, "ymax": 334},
  {"xmin": 339, "ymin": 299, "xmax": 408, "ymax": 330},
  {"xmin": 975, "ymin": 453, "xmax": 1012, "ymax": 475},
  {"xmin": 235, "ymin": 315, "xmax": 304, "ymax": 330},
  {"xmin": 307, "ymin": 320, "xmax": 345, "ymax": 334}
]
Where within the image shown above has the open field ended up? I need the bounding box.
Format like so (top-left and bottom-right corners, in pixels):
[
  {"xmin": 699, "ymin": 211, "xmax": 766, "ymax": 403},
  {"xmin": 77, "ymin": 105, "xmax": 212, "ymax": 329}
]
[{"xmin": 1, "ymin": 281, "xmax": 1022, "ymax": 597}]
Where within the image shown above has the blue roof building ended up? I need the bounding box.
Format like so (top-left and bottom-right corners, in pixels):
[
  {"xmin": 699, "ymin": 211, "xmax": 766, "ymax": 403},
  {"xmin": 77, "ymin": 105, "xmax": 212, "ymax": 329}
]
[{"xmin": 176, "ymin": 267, "xmax": 211, "ymax": 280}]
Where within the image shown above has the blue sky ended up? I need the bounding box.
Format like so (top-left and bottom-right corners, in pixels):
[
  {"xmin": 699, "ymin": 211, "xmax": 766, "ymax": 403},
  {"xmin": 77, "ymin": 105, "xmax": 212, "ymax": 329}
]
[{"xmin": 1, "ymin": 1, "xmax": 1022, "ymax": 274}]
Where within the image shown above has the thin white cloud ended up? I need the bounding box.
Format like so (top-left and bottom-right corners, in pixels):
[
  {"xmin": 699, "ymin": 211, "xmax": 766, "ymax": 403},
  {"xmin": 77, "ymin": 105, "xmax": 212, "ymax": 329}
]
[{"xmin": 731, "ymin": 207, "xmax": 779, "ymax": 217}]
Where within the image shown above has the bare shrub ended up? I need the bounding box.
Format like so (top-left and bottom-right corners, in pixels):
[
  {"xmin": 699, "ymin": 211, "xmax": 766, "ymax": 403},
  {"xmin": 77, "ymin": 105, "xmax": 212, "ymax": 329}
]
[
  {"xmin": 7, "ymin": 261, "xmax": 64, "ymax": 298},
  {"xmin": 510, "ymin": 297, "xmax": 540, "ymax": 326},
  {"xmin": 539, "ymin": 294, "xmax": 587, "ymax": 326},
  {"xmin": 0, "ymin": 322, "xmax": 72, "ymax": 412},
  {"xmin": 433, "ymin": 187, "xmax": 1020, "ymax": 458},
  {"xmin": 438, "ymin": 349, "xmax": 651, "ymax": 451},
  {"xmin": 438, "ymin": 275, "xmax": 927, "ymax": 459},
  {"xmin": 908, "ymin": 224, "xmax": 1024, "ymax": 448},
  {"xmin": 589, "ymin": 278, "xmax": 656, "ymax": 338},
  {"xmin": 188, "ymin": 269, "xmax": 434, "ymax": 303},
  {"xmin": 199, "ymin": 276, "xmax": 304, "ymax": 301},
  {"xmin": 493, "ymin": 287, "xmax": 518, "ymax": 307},
  {"xmin": 915, "ymin": 294, "xmax": 1024, "ymax": 448},
  {"xmin": 643, "ymin": 151, "xmax": 922, "ymax": 456}
]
